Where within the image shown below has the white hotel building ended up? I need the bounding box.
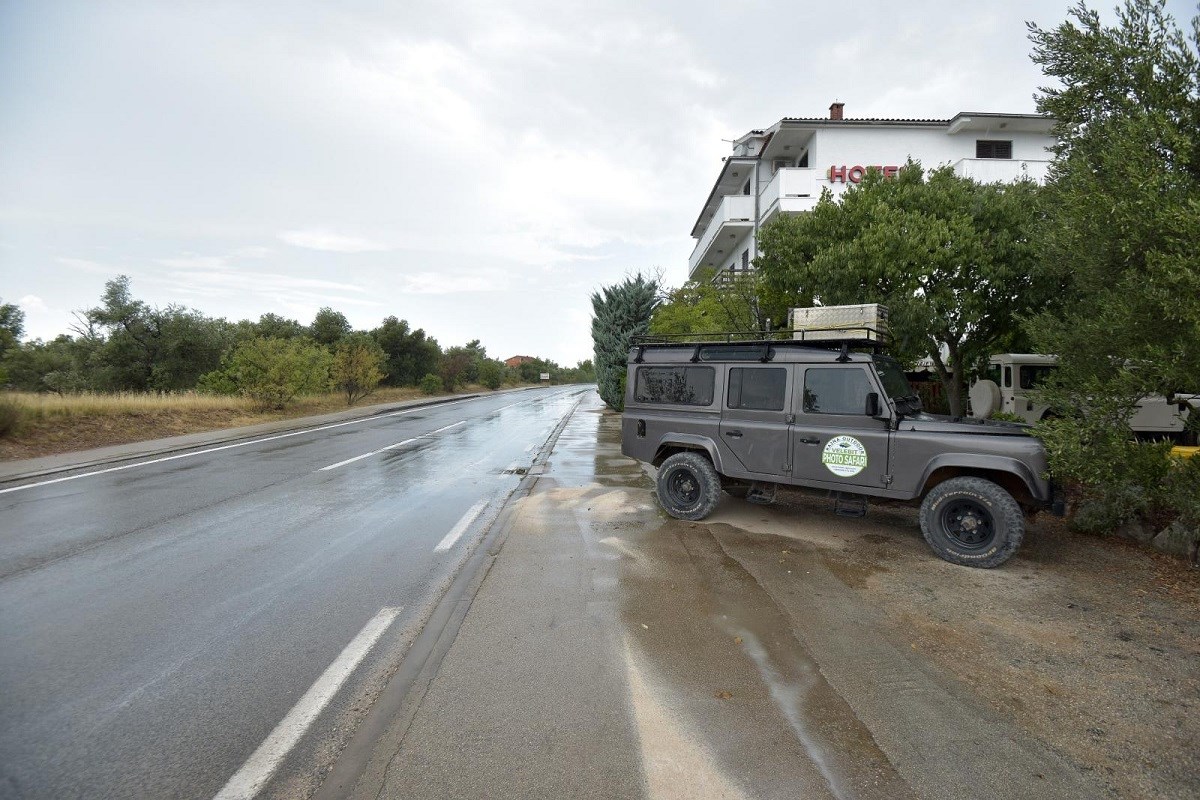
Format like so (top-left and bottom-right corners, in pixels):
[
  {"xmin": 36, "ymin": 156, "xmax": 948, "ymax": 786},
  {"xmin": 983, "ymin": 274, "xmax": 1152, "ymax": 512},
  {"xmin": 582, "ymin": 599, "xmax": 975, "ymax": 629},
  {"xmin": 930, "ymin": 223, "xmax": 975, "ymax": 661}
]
[{"xmin": 689, "ymin": 103, "xmax": 1056, "ymax": 281}]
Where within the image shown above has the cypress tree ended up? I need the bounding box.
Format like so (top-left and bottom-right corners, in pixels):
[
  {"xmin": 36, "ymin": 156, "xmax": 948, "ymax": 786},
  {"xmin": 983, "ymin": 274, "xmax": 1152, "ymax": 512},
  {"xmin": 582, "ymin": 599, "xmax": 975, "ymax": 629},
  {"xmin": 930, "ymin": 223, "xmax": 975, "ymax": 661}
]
[{"xmin": 591, "ymin": 273, "xmax": 659, "ymax": 411}]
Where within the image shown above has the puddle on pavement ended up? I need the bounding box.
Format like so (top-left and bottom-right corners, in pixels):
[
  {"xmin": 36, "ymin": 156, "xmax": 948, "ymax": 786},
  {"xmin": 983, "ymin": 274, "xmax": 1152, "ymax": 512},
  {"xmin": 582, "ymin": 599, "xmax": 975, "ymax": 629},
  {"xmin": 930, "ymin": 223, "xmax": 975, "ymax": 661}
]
[{"xmin": 538, "ymin": 393, "xmax": 914, "ymax": 799}]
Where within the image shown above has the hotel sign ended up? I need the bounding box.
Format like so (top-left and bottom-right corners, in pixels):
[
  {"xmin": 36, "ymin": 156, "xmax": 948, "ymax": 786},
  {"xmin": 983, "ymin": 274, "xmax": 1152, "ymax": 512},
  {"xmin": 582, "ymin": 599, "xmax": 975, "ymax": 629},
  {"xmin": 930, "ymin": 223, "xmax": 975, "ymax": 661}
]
[{"xmin": 828, "ymin": 164, "xmax": 902, "ymax": 183}]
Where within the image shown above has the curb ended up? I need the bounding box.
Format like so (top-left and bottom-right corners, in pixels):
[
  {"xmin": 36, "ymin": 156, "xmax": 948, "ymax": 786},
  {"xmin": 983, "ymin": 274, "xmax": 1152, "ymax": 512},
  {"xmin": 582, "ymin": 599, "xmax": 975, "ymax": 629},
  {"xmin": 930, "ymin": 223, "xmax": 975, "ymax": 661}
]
[
  {"xmin": 0, "ymin": 388, "xmax": 538, "ymax": 485},
  {"xmin": 312, "ymin": 389, "xmax": 588, "ymax": 800}
]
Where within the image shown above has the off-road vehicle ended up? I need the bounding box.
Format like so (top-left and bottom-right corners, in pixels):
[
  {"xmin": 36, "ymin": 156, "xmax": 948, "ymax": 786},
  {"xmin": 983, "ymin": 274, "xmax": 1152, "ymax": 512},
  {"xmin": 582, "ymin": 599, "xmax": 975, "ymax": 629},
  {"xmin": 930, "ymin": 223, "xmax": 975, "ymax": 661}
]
[{"xmin": 620, "ymin": 332, "xmax": 1063, "ymax": 568}]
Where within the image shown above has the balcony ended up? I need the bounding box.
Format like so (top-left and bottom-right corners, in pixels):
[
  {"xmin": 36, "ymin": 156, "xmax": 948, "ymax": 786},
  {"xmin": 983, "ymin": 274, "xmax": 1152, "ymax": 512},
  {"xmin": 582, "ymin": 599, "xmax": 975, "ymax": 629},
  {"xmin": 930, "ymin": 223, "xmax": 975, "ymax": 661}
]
[
  {"xmin": 759, "ymin": 168, "xmax": 819, "ymax": 225},
  {"xmin": 687, "ymin": 194, "xmax": 754, "ymax": 279},
  {"xmin": 952, "ymin": 158, "xmax": 1051, "ymax": 184}
]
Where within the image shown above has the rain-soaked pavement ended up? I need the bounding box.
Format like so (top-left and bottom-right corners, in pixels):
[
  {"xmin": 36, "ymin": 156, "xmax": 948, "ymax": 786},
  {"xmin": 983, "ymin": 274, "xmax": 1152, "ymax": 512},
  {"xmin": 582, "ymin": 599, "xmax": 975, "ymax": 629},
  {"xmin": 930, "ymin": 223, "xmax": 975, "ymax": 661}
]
[
  {"xmin": 0, "ymin": 387, "xmax": 585, "ymax": 800},
  {"xmin": 354, "ymin": 390, "xmax": 1110, "ymax": 800}
]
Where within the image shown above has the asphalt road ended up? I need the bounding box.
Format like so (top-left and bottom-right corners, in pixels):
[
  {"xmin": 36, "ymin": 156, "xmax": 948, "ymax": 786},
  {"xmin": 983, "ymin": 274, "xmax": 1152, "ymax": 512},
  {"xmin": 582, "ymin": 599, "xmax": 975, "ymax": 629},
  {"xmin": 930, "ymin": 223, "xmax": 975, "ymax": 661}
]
[{"xmin": 0, "ymin": 386, "xmax": 586, "ymax": 800}]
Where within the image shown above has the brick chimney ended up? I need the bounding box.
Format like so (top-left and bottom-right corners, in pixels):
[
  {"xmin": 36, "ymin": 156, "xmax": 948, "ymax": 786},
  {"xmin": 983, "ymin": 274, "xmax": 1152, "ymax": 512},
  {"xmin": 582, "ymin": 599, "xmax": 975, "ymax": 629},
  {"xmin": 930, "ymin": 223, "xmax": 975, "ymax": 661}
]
[{"xmin": 829, "ymin": 101, "xmax": 844, "ymax": 120}]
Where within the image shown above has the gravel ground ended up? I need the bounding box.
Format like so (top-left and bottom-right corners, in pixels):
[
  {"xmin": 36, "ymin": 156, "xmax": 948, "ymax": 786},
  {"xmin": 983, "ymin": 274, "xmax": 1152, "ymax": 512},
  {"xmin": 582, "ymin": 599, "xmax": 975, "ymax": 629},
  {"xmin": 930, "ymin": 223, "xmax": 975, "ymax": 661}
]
[{"xmin": 726, "ymin": 488, "xmax": 1200, "ymax": 799}]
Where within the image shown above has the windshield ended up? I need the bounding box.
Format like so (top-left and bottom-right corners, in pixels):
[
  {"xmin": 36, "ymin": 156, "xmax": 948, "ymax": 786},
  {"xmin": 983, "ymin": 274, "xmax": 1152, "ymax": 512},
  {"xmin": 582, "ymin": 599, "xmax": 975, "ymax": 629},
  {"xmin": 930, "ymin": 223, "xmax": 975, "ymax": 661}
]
[{"xmin": 872, "ymin": 355, "xmax": 914, "ymax": 399}]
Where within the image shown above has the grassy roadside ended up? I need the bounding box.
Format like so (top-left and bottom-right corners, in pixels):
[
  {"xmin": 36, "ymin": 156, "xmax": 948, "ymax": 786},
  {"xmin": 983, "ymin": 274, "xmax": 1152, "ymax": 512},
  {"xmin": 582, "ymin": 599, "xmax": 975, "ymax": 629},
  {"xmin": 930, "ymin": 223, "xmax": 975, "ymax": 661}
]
[{"xmin": 0, "ymin": 385, "xmax": 512, "ymax": 462}]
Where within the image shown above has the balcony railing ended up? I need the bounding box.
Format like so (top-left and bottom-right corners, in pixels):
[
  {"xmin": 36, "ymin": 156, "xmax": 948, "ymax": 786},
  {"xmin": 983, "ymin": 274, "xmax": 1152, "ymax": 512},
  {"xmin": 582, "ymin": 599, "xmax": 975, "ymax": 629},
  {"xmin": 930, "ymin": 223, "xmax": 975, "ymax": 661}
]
[
  {"xmin": 688, "ymin": 194, "xmax": 754, "ymax": 276},
  {"xmin": 760, "ymin": 168, "xmax": 817, "ymax": 213},
  {"xmin": 952, "ymin": 158, "xmax": 1050, "ymax": 184}
]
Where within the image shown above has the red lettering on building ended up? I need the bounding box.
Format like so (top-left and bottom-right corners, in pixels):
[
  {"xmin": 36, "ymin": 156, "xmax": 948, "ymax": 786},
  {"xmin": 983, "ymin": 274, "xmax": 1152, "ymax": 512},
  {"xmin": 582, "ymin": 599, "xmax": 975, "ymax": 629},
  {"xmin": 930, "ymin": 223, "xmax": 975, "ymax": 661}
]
[{"xmin": 828, "ymin": 164, "xmax": 903, "ymax": 183}]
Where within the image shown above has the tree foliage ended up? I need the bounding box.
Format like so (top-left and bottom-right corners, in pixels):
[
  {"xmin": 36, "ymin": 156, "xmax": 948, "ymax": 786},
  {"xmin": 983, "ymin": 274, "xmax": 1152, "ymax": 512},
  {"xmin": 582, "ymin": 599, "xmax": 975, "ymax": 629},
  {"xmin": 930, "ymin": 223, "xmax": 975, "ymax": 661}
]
[
  {"xmin": 651, "ymin": 273, "xmax": 789, "ymax": 337},
  {"xmin": 1025, "ymin": 0, "xmax": 1200, "ymax": 539},
  {"xmin": 310, "ymin": 307, "xmax": 352, "ymax": 347},
  {"xmin": 757, "ymin": 165, "xmax": 1048, "ymax": 415},
  {"xmin": 331, "ymin": 333, "xmax": 387, "ymax": 405},
  {"xmin": 225, "ymin": 337, "xmax": 332, "ymax": 410},
  {"xmin": 0, "ymin": 299, "xmax": 25, "ymax": 360},
  {"xmin": 591, "ymin": 273, "xmax": 659, "ymax": 411},
  {"xmin": 371, "ymin": 316, "xmax": 441, "ymax": 386}
]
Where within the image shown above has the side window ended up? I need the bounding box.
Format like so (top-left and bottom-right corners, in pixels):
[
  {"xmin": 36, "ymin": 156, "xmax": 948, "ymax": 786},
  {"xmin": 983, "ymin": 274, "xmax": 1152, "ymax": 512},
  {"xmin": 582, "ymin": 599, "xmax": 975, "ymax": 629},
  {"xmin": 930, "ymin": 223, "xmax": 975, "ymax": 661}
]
[
  {"xmin": 634, "ymin": 366, "xmax": 715, "ymax": 406},
  {"xmin": 1003, "ymin": 366, "xmax": 1012, "ymax": 388},
  {"xmin": 727, "ymin": 367, "xmax": 786, "ymax": 411},
  {"xmin": 1020, "ymin": 365, "xmax": 1055, "ymax": 390},
  {"xmin": 803, "ymin": 368, "xmax": 873, "ymax": 415}
]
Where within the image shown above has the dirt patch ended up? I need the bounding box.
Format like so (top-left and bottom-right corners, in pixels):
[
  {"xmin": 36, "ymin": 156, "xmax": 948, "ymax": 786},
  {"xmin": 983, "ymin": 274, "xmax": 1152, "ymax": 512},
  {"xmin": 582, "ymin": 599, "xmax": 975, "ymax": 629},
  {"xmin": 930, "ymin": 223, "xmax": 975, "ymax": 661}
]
[{"xmin": 734, "ymin": 490, "xmax": 1200, "ymax": 799}]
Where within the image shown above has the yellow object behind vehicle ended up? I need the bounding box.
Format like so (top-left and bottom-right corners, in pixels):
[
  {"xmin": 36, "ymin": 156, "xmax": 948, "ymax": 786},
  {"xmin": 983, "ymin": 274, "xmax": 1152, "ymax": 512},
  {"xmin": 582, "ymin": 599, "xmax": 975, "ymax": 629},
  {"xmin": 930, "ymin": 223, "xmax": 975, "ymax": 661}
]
[{"xmin": 1170, "ymin": 446, "xmax": 1198, "ymax": 459}]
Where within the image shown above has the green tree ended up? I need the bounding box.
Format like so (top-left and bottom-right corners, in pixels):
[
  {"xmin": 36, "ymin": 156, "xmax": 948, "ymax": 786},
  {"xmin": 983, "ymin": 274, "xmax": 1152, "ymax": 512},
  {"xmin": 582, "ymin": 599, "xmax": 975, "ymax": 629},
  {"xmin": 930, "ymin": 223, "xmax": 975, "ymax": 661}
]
[
  {"xmin": 651, "ymin": 273, "xmax": 789, "ymax": 337},
  {"xmin": 1024, "ymin": 0, "xmax": 1200, "ymax": 534},
  {"xmin": 310, "ymin": 307, "xmax": 352, "ymax": 347},
  {"xmin": 0, "ymin": 299, "xmax": 24, "ymax": 359},
  {"xmin": 757, "ymin": 166, "xmax": 1048, "ymax": 415},
  {"xmin": 84, "ymin": 276, "xmax": 231, "ymax": 391},
  {"xmin": 591, "ymin": 273, "xmax": 659, "ymax": 411},
  {"xmin": 226, "ymin": 337, "xmax": 332, "ymax": 410},
  {"xmin": 438, "ymin": 346, "xmax": 475, "ymax": 391},
  {"xmin": 478, "ymin": 359, "xmax": 505, "ymax": 390},
  {"xmin": 252, "ymin": 313, "xmax": 308, "ymax": 341},
  {"xmin": 370, "ymin": 316, "xmax": 441, "ymax": 386},
  {"xmin": 331, "ymin": 333, "xmax": 387, "ymax": 405}
]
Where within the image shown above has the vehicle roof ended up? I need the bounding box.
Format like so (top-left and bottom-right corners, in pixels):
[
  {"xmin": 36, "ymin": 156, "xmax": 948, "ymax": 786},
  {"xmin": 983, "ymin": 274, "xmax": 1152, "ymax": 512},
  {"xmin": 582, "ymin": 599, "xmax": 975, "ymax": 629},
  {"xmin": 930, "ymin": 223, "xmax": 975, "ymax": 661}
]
[
  {"xmin": 628, "ymin": 341, "xmax": 881, "ymax": 365},
  {"xmin": 988, "ymin": 353, "xmax": 1059, "ymax": 366}
]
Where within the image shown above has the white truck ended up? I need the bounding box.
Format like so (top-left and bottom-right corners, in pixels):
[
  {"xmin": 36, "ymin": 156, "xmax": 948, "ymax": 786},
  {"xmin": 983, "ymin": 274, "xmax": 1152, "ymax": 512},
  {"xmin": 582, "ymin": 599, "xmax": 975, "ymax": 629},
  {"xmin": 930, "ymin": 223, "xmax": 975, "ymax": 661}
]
[{"xmin": 969, "ymin": 353, "xmax": 1199, "ymax": 442}]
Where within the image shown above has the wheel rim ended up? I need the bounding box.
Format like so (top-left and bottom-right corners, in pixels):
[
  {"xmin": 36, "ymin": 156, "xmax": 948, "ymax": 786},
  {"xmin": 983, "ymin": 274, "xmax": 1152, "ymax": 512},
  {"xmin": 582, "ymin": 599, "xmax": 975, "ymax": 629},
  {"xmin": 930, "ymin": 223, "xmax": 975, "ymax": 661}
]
[
  {"xmin": 940, "ymin": 499, "xmax": 995, "ymax": 549},
  {"xmin": 666, "ymin": 467, "xmax": 700, "ymax": 508}
]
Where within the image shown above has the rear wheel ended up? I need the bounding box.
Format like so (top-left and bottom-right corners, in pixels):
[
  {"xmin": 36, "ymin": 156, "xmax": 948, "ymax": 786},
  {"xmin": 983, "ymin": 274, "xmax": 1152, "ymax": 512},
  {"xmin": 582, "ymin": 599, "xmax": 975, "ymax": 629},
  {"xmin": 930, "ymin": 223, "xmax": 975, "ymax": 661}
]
[
  {"xmin": 656, "ymin": 452, "xmax": 721, "ymax": 521},
  {"xmin": 919, "ymin": 477, "xmax": 1024, "ymax": 568}
]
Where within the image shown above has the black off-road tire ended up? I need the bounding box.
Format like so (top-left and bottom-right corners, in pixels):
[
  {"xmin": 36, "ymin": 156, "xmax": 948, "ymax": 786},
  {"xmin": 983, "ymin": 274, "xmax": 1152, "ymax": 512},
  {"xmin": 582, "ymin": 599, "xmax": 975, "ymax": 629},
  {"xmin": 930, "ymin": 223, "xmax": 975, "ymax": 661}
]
[
  {"xmin": 919, "ymin": 476, "xmax": 1024, "ymax": 568},
  {"xmin": 656, "ymin": 452, "xmax": 721, "ymax": 521}
]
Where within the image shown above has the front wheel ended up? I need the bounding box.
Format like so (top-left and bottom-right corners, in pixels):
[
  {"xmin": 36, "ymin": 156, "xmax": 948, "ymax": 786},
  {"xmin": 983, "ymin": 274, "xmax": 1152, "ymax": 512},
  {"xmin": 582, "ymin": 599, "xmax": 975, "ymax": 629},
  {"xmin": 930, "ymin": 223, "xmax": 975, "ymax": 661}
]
[
  {"xmin": 656, "ymin": 452, "xmax": 721, "ymax": 521},
  {"xmin": 919, "ymin": 477, "xmax": 1024, "ymax": 568}
]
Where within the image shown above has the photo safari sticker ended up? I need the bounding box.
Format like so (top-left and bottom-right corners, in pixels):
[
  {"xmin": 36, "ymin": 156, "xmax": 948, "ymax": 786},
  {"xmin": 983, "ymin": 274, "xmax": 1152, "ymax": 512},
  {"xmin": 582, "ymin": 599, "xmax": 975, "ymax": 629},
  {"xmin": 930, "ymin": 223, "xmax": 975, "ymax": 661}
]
[{"xmin": 821, "ymin": 435, "xmax": 868, "ymax": 477}]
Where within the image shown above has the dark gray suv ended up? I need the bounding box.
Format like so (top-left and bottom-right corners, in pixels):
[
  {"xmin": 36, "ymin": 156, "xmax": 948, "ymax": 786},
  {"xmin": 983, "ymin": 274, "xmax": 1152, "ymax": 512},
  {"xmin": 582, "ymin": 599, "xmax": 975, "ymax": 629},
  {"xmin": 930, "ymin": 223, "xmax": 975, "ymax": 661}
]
[{"xmin": 620, "ymin": 339, "xmax": 1062, "ymax": 568}]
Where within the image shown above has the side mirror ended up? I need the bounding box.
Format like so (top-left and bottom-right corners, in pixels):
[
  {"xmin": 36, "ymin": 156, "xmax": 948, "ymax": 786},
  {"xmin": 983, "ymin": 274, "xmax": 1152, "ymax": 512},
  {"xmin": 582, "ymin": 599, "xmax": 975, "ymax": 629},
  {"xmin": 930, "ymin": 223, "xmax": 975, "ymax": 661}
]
[{"xmin": 865, "ymin": 392, "xmax": 881, "ymax": 417}]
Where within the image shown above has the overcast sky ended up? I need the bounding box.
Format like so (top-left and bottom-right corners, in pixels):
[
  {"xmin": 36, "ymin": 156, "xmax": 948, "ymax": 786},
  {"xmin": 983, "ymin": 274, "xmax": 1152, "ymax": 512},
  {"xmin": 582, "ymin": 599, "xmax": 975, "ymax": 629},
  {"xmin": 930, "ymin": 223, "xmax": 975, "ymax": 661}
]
[{"xmin": 1, "ymin": 1, "xmax": 1193, "ymax": 365}]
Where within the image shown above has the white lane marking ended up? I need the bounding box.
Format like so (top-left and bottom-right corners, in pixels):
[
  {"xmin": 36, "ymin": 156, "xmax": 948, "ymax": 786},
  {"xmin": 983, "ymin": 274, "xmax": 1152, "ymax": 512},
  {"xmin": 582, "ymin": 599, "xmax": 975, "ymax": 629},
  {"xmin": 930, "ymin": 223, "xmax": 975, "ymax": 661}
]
[
  {"xmin": 0, "ymin": 397, "xmax": 489, "ymax": 496},
  {"xmin": 212, "ymin": 606, "xmax": 403, "ymax": 800},
  {"xmin": 433, "ymin": 499, "xmax": 489, "ymax": 553},
  {"xmin": 318, "ymin": 421, "xmax": 464, "ymax": 472}
]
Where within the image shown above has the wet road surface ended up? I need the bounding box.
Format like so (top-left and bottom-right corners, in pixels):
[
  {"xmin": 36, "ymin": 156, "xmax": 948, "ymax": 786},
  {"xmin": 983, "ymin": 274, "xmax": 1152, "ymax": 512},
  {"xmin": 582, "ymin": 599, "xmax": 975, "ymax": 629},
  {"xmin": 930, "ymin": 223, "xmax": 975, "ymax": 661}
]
[
  {"xmin": 357, "ymin": 392, "xmax": 1108, "ymax": 800},
  {"xmin": 0, "ymin": 387, "xmax": 585, "ymax": 799}
]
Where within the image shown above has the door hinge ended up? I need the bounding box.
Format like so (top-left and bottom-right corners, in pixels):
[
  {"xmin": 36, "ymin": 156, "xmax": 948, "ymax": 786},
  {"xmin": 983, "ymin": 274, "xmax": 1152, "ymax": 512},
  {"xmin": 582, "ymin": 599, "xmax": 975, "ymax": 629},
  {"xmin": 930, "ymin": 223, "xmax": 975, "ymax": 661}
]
[{"xmin": 882, "ymin": 474, "xmax": 893, "ymax": 486}]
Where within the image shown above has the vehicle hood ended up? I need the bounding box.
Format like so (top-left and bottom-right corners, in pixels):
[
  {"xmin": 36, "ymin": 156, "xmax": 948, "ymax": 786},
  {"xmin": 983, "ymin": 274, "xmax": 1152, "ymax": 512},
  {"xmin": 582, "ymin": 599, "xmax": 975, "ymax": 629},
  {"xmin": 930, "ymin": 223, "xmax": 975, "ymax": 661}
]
[{"xmin": 899, "ymin": 413, "xmax": 1034, "ymax": 436}]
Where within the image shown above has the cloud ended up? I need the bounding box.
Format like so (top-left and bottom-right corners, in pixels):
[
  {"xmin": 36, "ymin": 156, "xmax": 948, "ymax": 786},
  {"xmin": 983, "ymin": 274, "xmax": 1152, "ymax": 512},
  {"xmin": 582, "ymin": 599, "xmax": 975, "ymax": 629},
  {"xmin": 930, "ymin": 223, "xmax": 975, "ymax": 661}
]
[
  {"xmin": 18, "ymin": 294, "xmax": 47, "ymax": 311},
  {"xmin": 399, "ymin": 269, "xmax": 509, "ymax": 294},
  {"xmin": 278, "ymin": 229, "xmax": 390, "ymax": 253},
  {"xmin": 57, "ymin": 257, "xmax": 118, "ymax": 275}
]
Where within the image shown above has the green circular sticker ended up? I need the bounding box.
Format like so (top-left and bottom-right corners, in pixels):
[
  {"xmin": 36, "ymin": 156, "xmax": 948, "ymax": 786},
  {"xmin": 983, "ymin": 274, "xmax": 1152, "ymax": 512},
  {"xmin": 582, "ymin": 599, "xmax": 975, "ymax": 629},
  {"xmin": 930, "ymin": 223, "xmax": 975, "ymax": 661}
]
[{"xmin": 821, "ymin": 435, "xmax": 868, "ymax": 477}]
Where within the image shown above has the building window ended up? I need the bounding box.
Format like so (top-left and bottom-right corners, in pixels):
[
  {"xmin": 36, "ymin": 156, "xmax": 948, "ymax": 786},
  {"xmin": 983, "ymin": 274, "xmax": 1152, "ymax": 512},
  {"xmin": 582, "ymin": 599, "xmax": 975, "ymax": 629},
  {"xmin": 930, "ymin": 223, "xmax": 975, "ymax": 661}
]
[
  {"xmin": 742, "ymin": 180, "xmax": 751, "ymax": 195},
  {"xmin": 741, "ymin": 250, "xmax": 749, "ymax": 271},
  {"xmin": 634, "ymin": 366, "xmax": 715, "ymax": 406},
  {"xmin": 798, "ymin": 151, "xmax": 809, "ymax": 168},
  {"xmin": 976, "ymin": 140, "xmax": 1013, "ymax": 159}
]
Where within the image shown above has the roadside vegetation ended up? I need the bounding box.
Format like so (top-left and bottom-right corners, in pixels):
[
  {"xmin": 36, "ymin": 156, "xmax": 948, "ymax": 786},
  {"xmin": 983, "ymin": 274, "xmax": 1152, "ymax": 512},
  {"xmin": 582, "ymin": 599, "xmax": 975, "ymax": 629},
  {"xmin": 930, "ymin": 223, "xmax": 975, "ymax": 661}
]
[
  {"xmin": 0, "ymin": 282, "xmax": 595, "ymax": 458},
  {"xmin": 593, "ymin": 0, "xmax": 1200, "ymax": 557}
]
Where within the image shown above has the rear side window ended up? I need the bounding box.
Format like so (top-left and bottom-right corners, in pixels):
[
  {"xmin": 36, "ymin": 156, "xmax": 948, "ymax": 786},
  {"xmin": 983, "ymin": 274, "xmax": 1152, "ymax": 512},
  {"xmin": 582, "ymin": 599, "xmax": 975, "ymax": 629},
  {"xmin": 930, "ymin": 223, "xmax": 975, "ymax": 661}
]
[
  {"xmin": 803, "ymin": 368, "xmax": 873, "ymax": 415},
  {"xmin": 727, "ymin": 367, "xmax": 786, "ymax": 411},
  {"xmin": 634, "ymin": 366, "xmax": 715, "ymax": 406}
]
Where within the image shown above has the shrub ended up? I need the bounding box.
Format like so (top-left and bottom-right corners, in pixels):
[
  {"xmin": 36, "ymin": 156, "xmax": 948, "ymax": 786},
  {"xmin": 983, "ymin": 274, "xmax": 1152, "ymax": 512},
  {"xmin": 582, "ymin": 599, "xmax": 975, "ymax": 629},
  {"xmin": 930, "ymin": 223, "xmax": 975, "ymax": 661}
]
[
  {"xmin": 479, "ymin": 359, "xmax": 504, "ymax": 390},
  {"xmin": 419, "ymin": 373, "xmax": 442, "ymax": 395},
  {"xmin": 331, "ymin": 334, "xmax": 387, "ymax": 405},
  {"xmin": 227, "ymin": 337, "xmax": 332, "ymax": 410},
  {"xmin": 0, "ymin": 395, "xmax": 19, "ymax": 438}
]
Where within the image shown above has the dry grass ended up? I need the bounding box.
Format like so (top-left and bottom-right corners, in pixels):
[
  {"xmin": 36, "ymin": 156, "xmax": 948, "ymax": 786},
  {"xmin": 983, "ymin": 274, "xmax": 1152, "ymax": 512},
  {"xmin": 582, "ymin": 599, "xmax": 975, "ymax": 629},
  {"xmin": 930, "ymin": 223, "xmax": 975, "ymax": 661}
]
[{"xmin": 0, "ymin": 385, "xmax": 500, "ymax": 462}]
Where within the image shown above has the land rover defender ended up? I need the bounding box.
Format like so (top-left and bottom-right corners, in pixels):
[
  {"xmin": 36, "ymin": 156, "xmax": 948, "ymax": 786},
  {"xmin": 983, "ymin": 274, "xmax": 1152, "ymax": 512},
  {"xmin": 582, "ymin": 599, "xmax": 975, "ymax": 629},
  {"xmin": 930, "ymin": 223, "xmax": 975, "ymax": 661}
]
[{"xmin": 620, "ymin": 335, "xmax": 1062, "ymax": 568}]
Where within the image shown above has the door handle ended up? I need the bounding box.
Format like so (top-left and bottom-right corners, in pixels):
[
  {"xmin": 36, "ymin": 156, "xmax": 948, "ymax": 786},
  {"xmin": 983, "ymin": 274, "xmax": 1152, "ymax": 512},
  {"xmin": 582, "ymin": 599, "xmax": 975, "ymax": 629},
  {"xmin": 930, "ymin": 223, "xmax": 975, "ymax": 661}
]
[
  {"xmin": 798, "ymin": 436, "xmax": 820, "ymax": 445},
  {"xmin": 724, "ymin": 430, "xmax": 743, "ymax": 438}
]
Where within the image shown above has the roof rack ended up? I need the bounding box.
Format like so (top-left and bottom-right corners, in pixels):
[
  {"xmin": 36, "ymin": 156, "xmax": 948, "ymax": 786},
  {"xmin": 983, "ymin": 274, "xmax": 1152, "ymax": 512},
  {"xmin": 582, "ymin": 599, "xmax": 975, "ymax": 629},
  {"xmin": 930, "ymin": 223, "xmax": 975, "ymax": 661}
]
[{"xmin": 632, "ymin": 325, "xmax": 890, "ymax": 353}]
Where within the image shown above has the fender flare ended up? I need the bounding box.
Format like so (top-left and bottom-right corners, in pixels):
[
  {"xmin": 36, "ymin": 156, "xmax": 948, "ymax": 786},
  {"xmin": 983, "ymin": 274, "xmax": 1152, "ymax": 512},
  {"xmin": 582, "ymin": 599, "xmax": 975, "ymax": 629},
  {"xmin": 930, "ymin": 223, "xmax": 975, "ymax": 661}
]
[
  {"xmin": 917, "ymin": 454, "xmax": 1048, "ymax": 503},
  {"xmin": 653, "ymin": 434, "xmax": 726, "ymax": 474}
]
